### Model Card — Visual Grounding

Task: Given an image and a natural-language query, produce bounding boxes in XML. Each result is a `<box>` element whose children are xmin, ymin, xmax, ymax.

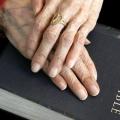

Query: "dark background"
<box><xmin>99</xmin><ymin>0</ymin><xmax>120</xmax><ymax>29</ymax></box>
<box><xmin>0</xmin><ymin>0</ymin><xmax>120</xmax><ymax>119</ymax></box>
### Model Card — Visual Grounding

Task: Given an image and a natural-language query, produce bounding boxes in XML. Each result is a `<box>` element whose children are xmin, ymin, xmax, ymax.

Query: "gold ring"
<box><xmin>50</xmin><ymin>13</ymin><xmax>65</xmax><ymax>26</ymax></box>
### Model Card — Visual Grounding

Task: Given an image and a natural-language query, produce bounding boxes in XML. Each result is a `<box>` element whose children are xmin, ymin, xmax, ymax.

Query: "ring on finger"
<box><xmin>50</xmin><ymin>13</ymin><xmax>66</xmax><ymax>26</ymax></box>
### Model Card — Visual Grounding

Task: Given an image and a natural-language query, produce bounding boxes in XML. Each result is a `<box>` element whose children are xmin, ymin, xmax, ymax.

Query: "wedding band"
<box><xmin>50</xmin><ymin>13</ymin><xmax>66</xmax><ymax>26</ymax></box>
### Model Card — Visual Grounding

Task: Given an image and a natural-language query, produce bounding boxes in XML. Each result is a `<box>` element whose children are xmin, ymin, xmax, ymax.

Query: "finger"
<box><xmin>67</xmin><ymin>0</ymin><xmax>103</xmax><ymax>68</ymax></box>
<box><xmin>66</xmin><ymin>38</ymin><xmax>91</xmax><ymax>69</ymax></box>
<box><xmin>52</xmin><ymin>75</ymin><xmax>67</xmax><ymax>91</ymax></box>
<box><xmin>26</xmin><ymin>0</ymin><xmax>61</xmax><ymax>59</ymax></box>
<box><xmin>49</xmin><ymin>0</ymin><xmax>93</xmax><ymax>74</ymax></box>
<box><xmin>43</xmin><ymin>60</ymin><xmax>67</xmax><ymax>91</ymax></box>
<box><xmin>47</xmin><ymin>0</ymin><xmax>87</xmax><ymax>77</ymax></box>
<box><xmin>73</xmin><ymin>57</ymin><xmax>100</xmax><ymax>96</ymax></box>
<box><xmin>51</xmin><ymin>38</ymin><xmax>91</xmax><ymax>52</ymax></box>
<box><xmin>32</xmin><ymin>0</ymin><xmax>44</xmax><ymax>15</ymax></box>
<box><xmin>65</xmin><ymin>35</ymin><xmax>86</xmax><ymax>68</ymax></box>
<box><xmin>65</xmin><ymin>0</ymin><xmax>93</xmax><ymax>68</ymax></box>
<box><xmin>32</xmin><ymin>0</ymin><xmax>83</xmax><ymax>74</ymax></box>
<box><xmin>81</xmin><ymin>47</ymin><xmax>97</xmax><ymax>80</ymax></box>
<box><xmin>48</xmin><ymin>30</ymin><xmax>78</xmax><ymax>77</ymax></box>
<box><xmin>61</xmin><ymin>66</ymin><xmax>88</xmax><ymax>100</ymax></box>
<box><xmin>76</xmin><ymin>0</ymin><xmax>103</xmax><ymax>38</ymax></box>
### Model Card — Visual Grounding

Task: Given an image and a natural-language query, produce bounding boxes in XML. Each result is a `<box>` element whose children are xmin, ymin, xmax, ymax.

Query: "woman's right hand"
<box><xmin>29</xmin><ymin>0</ymin><xmax>103</xmax><ymax>79</ymax></box>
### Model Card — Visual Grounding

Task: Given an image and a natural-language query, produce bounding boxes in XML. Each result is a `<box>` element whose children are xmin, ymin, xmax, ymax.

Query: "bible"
<box><xmin>0</xmin><ymin>24</ymin><xmax>120</xmax><ymax>120</ymax></box>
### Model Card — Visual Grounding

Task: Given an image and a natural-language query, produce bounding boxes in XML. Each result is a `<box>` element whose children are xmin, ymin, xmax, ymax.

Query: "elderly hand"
<box><xmin>44</xmin><ymin>47</ymin><xmax>99</xmax><ymax>100</ymax></box>
<box><xmin>28</xmin><ymin>0</ymin><xmax>103</xmax><ymax>78</ymax></box>
<box><xmin>1</xmin><ymin>0</ymin><xmax>99</xmax><ymax>100</ymax></box>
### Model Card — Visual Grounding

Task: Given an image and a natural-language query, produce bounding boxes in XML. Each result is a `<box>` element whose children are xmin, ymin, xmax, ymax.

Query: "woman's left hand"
<box><xmin>29</xmin><ymin>0</ymin><xmax>103</xmax><ymax>78</ymax></box>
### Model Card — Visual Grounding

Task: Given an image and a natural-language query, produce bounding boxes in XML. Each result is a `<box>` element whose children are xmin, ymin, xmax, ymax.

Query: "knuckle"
<box><xmin>35</xmin><ymin>20</ymin><xmax>44</xmax><ymax>32</ymax></box>
<box><xmin>88</xmin><ymin>62</ymin><xmax>94</xmax><ymax>68</ymax></box>
<box><xmin>77</xmin><ymin>32</ymin><xmax>85</xmax><ymax>41</ymax></box>
<box><xmin>77</xmin><ymin>31</ymin><xmax>86</xmax><ymax>41</ymax></box>
<box><xmin>88</xmin><ymin>19</ymin><xmax>97</xmax><ymax>31</ymax></box>
<box><xmin>81</xmin><ymin>75</ymin><xmax>91</xmax><ymax>83</ymax></box>
<box><xmin>28</xmin><ymin>37</ymin><xmax>37</xmax><ymax>45</ymax></box>
<box><xmin>61</xmin><ymin>32</ymin><xmax>73</xmax><ymax>47</ymax></box>
<box><xmin>33</xmin><ymin>52</ymin><xmax>46</xmax><ymax>64</ymax></box>
<box><xmin>70</xmin><ymin>78</ymin><xmax>77</xmax><ymax>88</ymax></box>
<box><xmin>84</xmin><ymin>15</ymin><xmax>89</xmax><ymax>22</ymax></box>
<box><xmin>62</xmin><ymin>67</ymin><xmax>77</xmax><ymax>88</ymax></box>
<box><xmin>52</xmin><ymin>56</ymin><xmax>64</xmax><ymax>69</ymax></box>
<box><xmin>43</xmin><ymin>28</ymin><xmax>57</xmax><ymax>43</ymax></box>
<box><xmin>72</xmin><ymin>38</ymin><xmax>83</xmax><ymax>51</ymax></box>
<box><xmin>37</xmin><ymin>52</ymin><xmax>47</xmax><ymax>60</ymax></box>
<box><xmin>26</xmin><ymin>47</ymin><xmax>35</xmax><ymax>59</ymax></box>
<box><xmin>83</xmin><ymin>11</ymin><xmax>89</xmax><ymax>20</ymax></box>
<box><xmin>34</xmin><ymin>22</ymin><xmax>41</xmax><ymax>32</ymax></box>
<box><xmin>55</xmin><ymin>55</ymin><xmax>64</xmax><ymax>65</ymax></box>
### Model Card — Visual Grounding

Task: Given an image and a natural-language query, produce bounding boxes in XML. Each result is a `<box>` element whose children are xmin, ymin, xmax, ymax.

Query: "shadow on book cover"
<box><xmin>0</xmin><ymin>25</ymin><xmax>120</xmax><ymax>120</ymax></box>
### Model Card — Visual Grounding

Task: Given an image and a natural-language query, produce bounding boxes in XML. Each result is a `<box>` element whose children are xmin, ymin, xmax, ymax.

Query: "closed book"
<box><xmin>0</xmin><ymin>24</ymin><xmax>120</xmax><ymax>120</ymax></box>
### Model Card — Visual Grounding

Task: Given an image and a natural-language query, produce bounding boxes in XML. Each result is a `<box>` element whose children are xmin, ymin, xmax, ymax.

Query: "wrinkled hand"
<box><xmin>2</xmin><ymin>0</ymin><xmax>100</xmax><ymax>100</ymax></box>
<box><xmin>29</xmin><ymin>0</ymin><xmax>103</xmax><ymax>78</ymax></box>
<box><xmin>44</xmin><ymin>47</ymin><xmax>99</xmax><ymax>100</ymax></box>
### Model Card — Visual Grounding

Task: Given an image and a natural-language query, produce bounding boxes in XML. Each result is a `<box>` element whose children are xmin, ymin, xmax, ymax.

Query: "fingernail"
<box><xmin>49</xmin><ymin>68</ymin><xmax>58</xmax><ymax>78</ymax></box>
<box><xmin>67</xmin><ymin>60</ymin><xmax>75</xmax><ymax>68</ymax></box>
<box><xmin>59</xmin><ymin>83</ymin><xmax>67</xmax><ymax>91</ymax></box>
<box><xmin>85</xmin><ymin>39</ymin><xmax>91</xmax><ymax>45</ymax></box>
<box><xmin>77</xmin><ymin>89</ymin><xmax>88</xmax><ymax>100</ymax></box>
<box><xmin>31</xmin><ymin>63</ymin><xmax>41</xmax><ymax>73</ymax></box>
<box><xmin>89</xmin><ymin>85</ymin><xmax>100</xmax><ymax>96</ymax></box>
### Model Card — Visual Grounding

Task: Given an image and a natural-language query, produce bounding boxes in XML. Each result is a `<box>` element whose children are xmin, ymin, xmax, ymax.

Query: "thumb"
<box><xmin>32</xmin><ymin>0</ymin><xmax>44</xmax><ymax>15</ymax></box>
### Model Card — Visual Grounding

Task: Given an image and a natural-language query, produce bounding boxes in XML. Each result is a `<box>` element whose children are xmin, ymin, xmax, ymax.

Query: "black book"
<box><xmin>0</xmin><ymin>24</ymin><xmax>120</xmax><ymax>120</ymax></box>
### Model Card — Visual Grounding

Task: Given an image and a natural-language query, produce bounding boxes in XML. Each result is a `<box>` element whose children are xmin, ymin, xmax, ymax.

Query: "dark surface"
<box><xmin>98</xmin><ymin>0</ymin><xmax>120</xmax><ymax>29</ymax></box>
<box><xmin>0</xmin><ymin>25</ymin><xmax>120</xmax><ymax>120</ymax></box>
<box><xmin>0</xmin><ymin>24</ymin><xmax>26</xmax><ymax>120</ymax></box>
<box><xmin>0</xmin><ymin>109</ymin><xmax>27</xmax><ymax>120</ymax></box>
<box><xmin>0</xmin><ymin>29</ymin><xmax>8</xmax><ymax>54</ymax></box>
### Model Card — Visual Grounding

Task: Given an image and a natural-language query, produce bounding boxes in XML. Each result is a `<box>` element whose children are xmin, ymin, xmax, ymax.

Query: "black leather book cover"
<box><xmin>0</xmin><ymin>25</ymin><xmax>120</xmax><ymax>120</ymax></box>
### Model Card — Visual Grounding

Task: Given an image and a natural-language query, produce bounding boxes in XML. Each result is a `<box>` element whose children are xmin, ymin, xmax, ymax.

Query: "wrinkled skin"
<box><xmin>0</xmin><ymin>0</ymin><xmax>100</xmax><ymax>100</ymax></box>
<box><xmin>29</xmin><ymin>0</ymin><xmax>103</xmax><ymax>78</ymax></box>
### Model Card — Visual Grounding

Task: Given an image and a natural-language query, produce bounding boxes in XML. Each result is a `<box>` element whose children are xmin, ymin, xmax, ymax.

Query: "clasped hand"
<box><xmin>2</xmin><ymin>0</ymin><xmax>103</xmax><ymax>100</ymax></box>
